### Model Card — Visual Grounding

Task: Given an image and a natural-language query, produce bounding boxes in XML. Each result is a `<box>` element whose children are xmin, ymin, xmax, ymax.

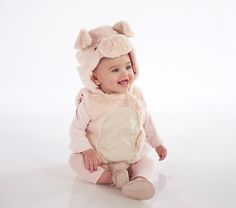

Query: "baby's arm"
<box><xmin>69</xmin><ymin>99</ymin><xmax>101</xmax><ymax>171</ymax></box>
<box><xmin>143</xmin><ymin>111</ymin><xmax>167</xmax><ymax>161</ymax></box>
<box><xmin>132</xmin><ymin>86</ymin><xmax>167</xmax><ymax>160</ymax></box>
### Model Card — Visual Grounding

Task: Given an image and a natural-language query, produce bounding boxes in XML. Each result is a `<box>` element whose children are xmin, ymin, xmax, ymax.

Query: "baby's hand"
<box><xmin>155</xmin><ymin>145</ymin><xmax>167</xmax><ymax>161</ymax></box>
<box><xmin>81</xmin><ymin>149</ymin><xmax>101</xmax><ymax>172</ymax></box>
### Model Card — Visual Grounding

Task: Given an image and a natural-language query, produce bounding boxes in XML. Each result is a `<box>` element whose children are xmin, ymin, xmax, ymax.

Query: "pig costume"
<box><xmin>69</xmin><ymin>21</ymin><xmax>163</xmax><ymax>198</ymax></box>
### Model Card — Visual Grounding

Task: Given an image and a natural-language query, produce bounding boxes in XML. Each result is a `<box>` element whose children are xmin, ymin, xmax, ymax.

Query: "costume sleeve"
<box><xmin>143</xmin><ymin>111</ymin><xmax>163</xmax><ymax>148</ymax></box>
<box><xmin>132</xmin><ymin>85</ymin><xmax>163</xmax><ymax>148</ymax></box>
<box><xmin>69</xmin><ymin>98</ymin><xmax>93</xmax><ymax>153</ymax></box>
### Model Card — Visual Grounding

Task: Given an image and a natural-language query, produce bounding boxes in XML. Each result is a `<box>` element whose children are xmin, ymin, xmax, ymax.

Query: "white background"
<box><xmin>1</xmin><ymin>1</ymin><xmax>236</xmax><ymax>208</ymax></box>
<box><xmin>0</xmin><ymin>0</ymin><xmax>235</xmax><ymax>115</ymax></box>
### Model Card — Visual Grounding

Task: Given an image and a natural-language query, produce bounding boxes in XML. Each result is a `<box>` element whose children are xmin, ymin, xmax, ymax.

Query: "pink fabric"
<box><xmin>69</xmin><ymin>153</ymin><xmax>156</xmax><ymax>184</ymax></box>
<box><xmin>143</xmin><ymin>112</ymin><xmax>162</xmax><ymax>148</ymax></box>
<box><xmin>69</xmin><ymin>86</ymin><xmax>162</xmax><ymax>161</ymax></box>
<box><xmin>69</xmin><ymin>153</ymin><xmax>105</xmax><ymax>183</ymax></box>
<box><xmin>130</xmin><ymin>155</ymin><xmax>156</xmax><ymax>181</ymax></box>
<box><xmin>74</xmin><ymin>21</ymin><xmax>139</xmax><ymax>94</ymax></box>
<box><xmin>69</xmin><ymin>86</ymin><xmax>162</xmax><ymax>182</ymax></box>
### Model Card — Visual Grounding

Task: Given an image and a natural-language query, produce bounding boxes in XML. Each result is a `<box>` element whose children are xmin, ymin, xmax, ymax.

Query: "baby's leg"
<box><xmin>130</xmin><ymin>155</ymin><xmax>156</xmax><ymax>181</ymax></box>
<box><xmin>121</xmin><ymin>155</ymin><xmax>156</xmax><ymax>200</ymax></box>
<box><xmin>69</xmin><ymin>153</ymin><xmax>112</xmax><ymax>184</ymax></box>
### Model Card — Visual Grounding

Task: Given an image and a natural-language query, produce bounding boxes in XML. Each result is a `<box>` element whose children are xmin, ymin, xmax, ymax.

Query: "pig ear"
<box><xmin>74</xmin><ymin>29</ymin><xmax>92</xmax><ymax>49</ymax></box>
<box><xmin>113</xmin><ymin>21</ymin><xmax>134</xmax><ymax>37</ymax></box>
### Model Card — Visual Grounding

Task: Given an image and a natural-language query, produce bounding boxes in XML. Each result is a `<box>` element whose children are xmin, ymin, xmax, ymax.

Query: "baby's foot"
<box><xmin>121</xmin><ymin>178</ymin><xmax>155</xmax><ymax>200</ymax></box>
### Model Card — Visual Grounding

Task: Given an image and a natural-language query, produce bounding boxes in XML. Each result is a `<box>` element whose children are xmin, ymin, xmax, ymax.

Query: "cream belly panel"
<box><xmin>98</xmin><ymin>107</ymin><xmax>139</xmax><ymax>162</ymax></box>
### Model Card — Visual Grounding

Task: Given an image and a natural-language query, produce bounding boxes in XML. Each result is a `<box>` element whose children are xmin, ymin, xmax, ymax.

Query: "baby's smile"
<box><xmin>118</xmin><ymin>79</ymin><xmax>129</xmax><ymax>86</ymax></box>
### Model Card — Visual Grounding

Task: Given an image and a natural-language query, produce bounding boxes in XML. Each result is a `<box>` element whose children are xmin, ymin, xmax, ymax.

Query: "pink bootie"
<box><xmin>121</xmin><ymin>178</ymin><xmax>155</xmax><ymax>200</ymax></box>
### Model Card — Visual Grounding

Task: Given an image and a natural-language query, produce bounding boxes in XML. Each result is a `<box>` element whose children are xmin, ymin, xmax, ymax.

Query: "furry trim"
<box><xmin>74</xmin><ymin>29</ymin><xmax>92</xmax><ymax>49</ymax></box>
<box><xmin>74</xmin><ymin>21</ymin><xmax>139</xmax><ymax>93</ymax></box>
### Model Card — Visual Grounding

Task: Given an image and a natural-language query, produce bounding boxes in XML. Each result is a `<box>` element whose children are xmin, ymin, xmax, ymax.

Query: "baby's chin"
<box><xmin>106</xmin><ymin>88</ymin><xmax>129</xmax><ymax>94</ymax></box>
<box><xmin>101</xmin><ymin>83</ymin><xmax>132</xmax><ymax>94</ymax></box>
<box><xmin>116</xmin><ymin>84</ymin><xmax>132</xmax><ymax>93</ymax></box>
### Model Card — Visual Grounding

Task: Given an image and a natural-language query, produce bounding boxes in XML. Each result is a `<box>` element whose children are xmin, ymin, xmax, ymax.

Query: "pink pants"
<box><xmin>69</xmin><ymin>153</ymin><xmax>156</xmax><ymax>184</ymax></box>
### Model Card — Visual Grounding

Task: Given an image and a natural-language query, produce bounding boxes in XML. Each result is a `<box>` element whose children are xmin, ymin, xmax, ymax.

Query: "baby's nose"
<box><xmin>121</xmin><ymin>68</ymin><xmax>128</xmax><ymax>76</ymax></box>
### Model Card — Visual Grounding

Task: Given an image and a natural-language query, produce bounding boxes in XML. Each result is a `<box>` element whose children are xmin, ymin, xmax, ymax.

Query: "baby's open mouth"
<box><xmin>118</xmin><ymin>79</ymin><xmax>129</xmax><ymax>85</ymax></box>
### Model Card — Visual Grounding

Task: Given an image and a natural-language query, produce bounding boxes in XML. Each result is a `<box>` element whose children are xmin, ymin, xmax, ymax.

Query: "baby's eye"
<box><xmin>111</xmin><ymin>68</ymin><xmax>119</xmax><ymax>73</ymax></box>
<box><xmin>126</xmin><ymin>65</ymin><xmax>132</xmax><ymax>70</ymax></box>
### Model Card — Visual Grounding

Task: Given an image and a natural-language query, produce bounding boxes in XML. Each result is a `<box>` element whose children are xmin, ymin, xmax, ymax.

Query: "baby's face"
<box><xmin>92</xmin><ymin>54</ymin><xmax>135</xmax><ymax>94</ymax></box>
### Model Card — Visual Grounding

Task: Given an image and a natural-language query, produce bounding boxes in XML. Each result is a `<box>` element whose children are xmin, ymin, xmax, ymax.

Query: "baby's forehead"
<box><xmin>93</xmin><ymin>54</ymin><xmax>131</xmax><ymax>73</ymax></box>
<box><xmin>99</xmin><ymin>54</ymin><xmax>131</xmax><ymax>66</ymax></box>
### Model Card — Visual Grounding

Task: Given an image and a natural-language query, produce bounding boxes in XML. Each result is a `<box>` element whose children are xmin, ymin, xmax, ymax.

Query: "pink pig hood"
<box><xmin>74</xmin><ymin>21</ymin><xmax>139</xmax><ymax>93</ymax></box>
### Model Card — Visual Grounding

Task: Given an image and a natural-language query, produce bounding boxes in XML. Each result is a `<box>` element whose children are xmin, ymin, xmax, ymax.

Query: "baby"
<box><xmin>69</xmin><ymin>21</ymin><xmax>167</xmax><ymax>200</ymax></box>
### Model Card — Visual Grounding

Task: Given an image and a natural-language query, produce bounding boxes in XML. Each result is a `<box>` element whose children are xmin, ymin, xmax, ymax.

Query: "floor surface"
<box><xmin>0</xmin><ymin>113</ymin><xmax>235</xmax><ymax>208</ymax></box>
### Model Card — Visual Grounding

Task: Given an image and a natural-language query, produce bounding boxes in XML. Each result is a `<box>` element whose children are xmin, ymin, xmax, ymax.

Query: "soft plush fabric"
<box><xmin>69</xmin><ymin>86</ymin><xmax>162</xmax><ymax>163</ymax></box>
<box><xmin>73</xmin><ymin>21</ymin><xmax>139</xmax><ymax>93</ymax></box>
